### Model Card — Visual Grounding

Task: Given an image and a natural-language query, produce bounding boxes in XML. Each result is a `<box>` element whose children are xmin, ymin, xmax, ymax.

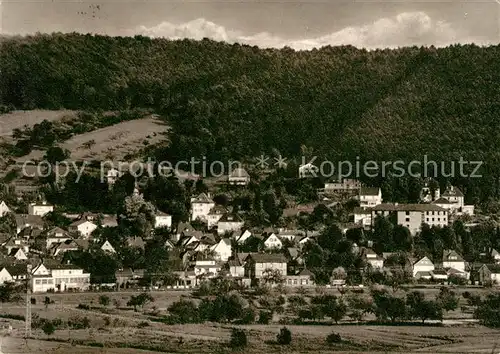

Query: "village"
<box><xmin>1</xmin><ymin>162</ymin><xmax>499</xmax><ymax>295</ymax></box>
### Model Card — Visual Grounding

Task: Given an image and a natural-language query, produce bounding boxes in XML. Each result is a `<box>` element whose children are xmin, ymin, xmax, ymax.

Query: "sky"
<box><xmin>1</xmin><ymin>0</ymin><xmax>499</xmax><ymax>49</ymax></box>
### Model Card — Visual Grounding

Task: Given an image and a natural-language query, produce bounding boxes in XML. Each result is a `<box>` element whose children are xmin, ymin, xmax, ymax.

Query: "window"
<box><xmin>405</xmin><ymin>217</ymin><xmax>410</xmax><ymax>222</ymax></box>
<box><xmin>432</xmin><ymin>218</ymin><xmax>435</xmax><ymax>222</ymax></box>
<box><xmin>406</xmin><ymin>211</ymin><xmax>410</xmax><ymax>215</ymax></box>
<box><xmin>35</xmin><ymin>280</ymin><xmax>41</xmax><ymax>285</ymax></box>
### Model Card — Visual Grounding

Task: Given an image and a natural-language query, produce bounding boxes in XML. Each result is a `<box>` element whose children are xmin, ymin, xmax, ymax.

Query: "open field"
<box><xmin>17</xmin><ymin>116</ymin><xmax>167</xmax><ymax>162</ymax></box>
<box><xmin>0</xmin><ymin>110</ymin><xmax>77</xmax><ymax>139</ymax></box>
<box><xmin>1</xmin><ymin>288</ymin><xmax>499</xmax><ymax>353</ymax></box>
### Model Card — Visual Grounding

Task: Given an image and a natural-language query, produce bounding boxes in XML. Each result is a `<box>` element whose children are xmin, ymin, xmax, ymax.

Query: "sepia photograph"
<box><xmin>1</xmin><ymin>0</ymin><xmax>500</xmax><ymax>353</ymax></box>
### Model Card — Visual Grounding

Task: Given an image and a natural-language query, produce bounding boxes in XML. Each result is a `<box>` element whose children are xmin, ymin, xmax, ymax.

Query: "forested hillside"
<box><xmin>2</xmin><ymin>33</ymin><xmax>500</xmax><ymax>203</ymax></box>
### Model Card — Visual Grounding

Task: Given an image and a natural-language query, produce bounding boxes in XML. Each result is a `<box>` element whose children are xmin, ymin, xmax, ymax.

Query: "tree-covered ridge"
<box><xmin>2</xmin><ymin>34</ymin><xmax>500</xmax><ymax>178</ymax></box>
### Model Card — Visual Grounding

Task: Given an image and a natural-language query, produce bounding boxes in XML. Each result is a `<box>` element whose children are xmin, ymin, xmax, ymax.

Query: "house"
<box><xmin>31</xmin><ymin>262</ymin><xmax>90</xmax><ymax>293</ymax></box>
<box><xmin>244</xmin><ymin>253</ymin><xmax>287</xmax><ymax>279</ymax></box>
<box><xmin>174</xmin><ymin>222</ymin><xmax>195</xmax><ymax>242</ymax></box>
<box><xmin>298</xmin><ymin>163</ymin><xmax>319</xmax><ymax>178</ymax></box>
<box><xmin>69</xmin><ymin>220</ymin><xmax>97</xmax><ymax>238</ymax></box>
<box><xmin>227</xmin><ymin>257</ymin><xmax>245</xmax><ymax>278</ymax></box>
<box><xmin>477</xmin><ymin>264</ymin><xmax>500</xmax><ymax>285</ymax></box>
<box><xmin>0</xmin><ymin>264</ymin><xmax>28</xmax><ymax>285</ymax></box>
<box><xmin>492</xmin><ymin>249</ymin><xmax>500</xmax><ymax>264</ymax></box>
<box><xmin>3</xmin><ymin>238</ymin><xmax>29</xmax><ymax>254</ymax></box>
<box><xmin>101</xmin><ymin>215</ymin><xmax>118</xmax><ymax>228</ymax></box>
<box><xmin>100</xmin><ymin>240</ymin><xmax>116</xmax><ymax>254</ymax></box>
<box><xmin>442</xmin><ymin>250</ymin><xmax>466</xmax><ymax>273</ymax></box>
<box><xmin>206</xmin><ymin>205</ymin><xmax>227</xmax><ymax>228</ymax></box>
<box><xmin>45</xmin><ymin>227</ymin><xmax>71</xmax><ymax>249</ymax></box>
<box><xmin>193</xmin><ymin>259</ymin><xmax>221</xmax><ymax>282</ymax></box>
<box><xmin>217</xmin><ymin>213</ymin><xmax>244</xmax><ymax>235</ymax></box>
<box><xmin>115</xmin><ymin>268</ymin><xmax>145</xmax><ymax>288</ymax></box>
<box><xmin>286</xmin><ymin>268</ymin><xmax>315</xmax><ymax>287</ymax></box>
<box><xmin>9</xmin><ymin>248</ymin><xmax>27</xmax><ymax>260</ymax></box>
<box><xmin>441</xmin><ymin>186</ymin><xmax>464</xmax><ymax>207</ymax></box>
<box><xmin>361</xmin><ymin>248</ymin><xmax>383</xmax><ymax>269</ymax></box>
<box><xmin>236</xmin><ymin>230</ymin><xmax>252</xmax><ymax>244</ymax></box>
<box><xmin>420</xmin><ymin>182</ymin><xmax>440</xmax><ymax>202</ymax></box>
<box><xmin>190</xmin><ymin>193</ymin><xmax>215</xmax><ymax>222</ymax></box>
<box><xmin>49</xmin><ymin>240</ymin><xmax>80</xmax><ymax>257</ymax></box>
<box><xmin>210</xmin><ymin>238</ymin><xmax>232</xmax><ymax>261</ymax></box>
<box><xmin>154</xmin><ymin>211</ymin><xmax>172</xmax><ymax>229</ymax></box>
<box><xmin>359</xmin><ymin>187</ymin><xmax>382</xmax><ymax>208</ymax></box>
<box><xmin>126</xmin><ymin>236</ymin><xmax>145</xmax><ymax>250</ymax></box>
<box><xmin>353</xmin><ymin>207</ymin><xmax>372</xmax><ymax>228</ymax></box>
<box><xmin>15</xmin><ymin>214</ymin><xmax>44</xmax><ymax>234</ymax></box>
<box><xmin>413</xmin><ymin>256</ymin><xmax>435</xmax><ymax>278</ymax></box>
<box><xmin>277</xmin><ymin>229</ymin><xmax>303</xmax><ymax>242</ymax></box>
<box><xmin>228</xmin><ymin>168</ymin><xmax>250</xmax><ymax>186</ymax></box>
<box><xmin>0</xmin><ymin>201</ymin><xmax>11</xmax><ymax>217</ymax></box>
<box><xmin>371</xmin><ymin>203</ymin><xmax>448</xmax><ymax>236</ymax></box>
<box><xmin>324</xmin><ymin>179</ymin><xmax>361</xmax><ymax>193</ymax></box>
<box><xmin>263</xmin><ymin>233</ymin><xmax>283</xmax><ymax>250</ymax></box>
<box><xmin>27</xmin><ymin>202</ymin><xmax>54</xmax><ymax>217</ymax></box>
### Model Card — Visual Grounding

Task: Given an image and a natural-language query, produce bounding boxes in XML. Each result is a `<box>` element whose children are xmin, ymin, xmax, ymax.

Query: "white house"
<box><xmin>206</xmin><ymin>205</ymin><xmax>227</xmax><ymax>228</ymax></box>
<box><xmin>298</xmin><ymin>163</ymin><xmax>319</xmax><ymax>179</ymax></box>
<box><xmin>0</xmin><ymin>265</ymin><xmax>28</xmax><ymax>285</ymax></box>
<box><xmin>228</xmin><ymin>168</ymin><xmax>250</xmax><ymax>186</ymax></box>
<box><xmin>413</xmin><ymin>256</ymin><xmax>435</xmax><ymax>278</ymax></box>
<box><xmin>324</xmin><ymin>179</ymin><xmax>361</xmax><ymax>193</ymax></box>
<box><xmin>211</xmin><ymin>238</ymin><xmax>232</xmax><ymax>261</ymax></box>
<box><xmin>190</xmin><ymin>193</ymin><xmax>215</xmax><ymax>222</ymax></box>
<box><xmin>0</xmin><ymin>201</ymin><xmax>11</xmax><ymax>217</ymax></box>
<box><xmin>27</xmin><ymin>202</ymin><xmax>54</xmax><ymax>217</ymax></box>
<box><xmin>193</xmin><ymin>259</ymin><xmax>221</xmax><ymax>281</ymax></box>
<box><xmin>154</xmin><ymin>211</ymin><xmax>172</xmax><ymax>229</ymax></box>
<box><xmin>100</xmin><ymin>240</ymin><xmax>116</xmax><ymax>253</ymax></box>
<box><xmin>31</xmin><ymin>263</ymin><xmax>90</xmax><ymax>293</ymax></box>
<box><xmin>359</xmin><ymin>187</ymin><xmax>382</xmax><ymax>208</ymax></box>
<box><xmin>69</xmin><ymin>220</ymin><xmax>97</xmax><ymax>238</ymax></box>
<box><xmin>227</xmin><ymin>258</ymin><xmax>245</xmax><ymax>278</ymax></box>
<box><xmin>263</xmin><ymin>233</ymin><xmax>283</xmax><ymax>250</ymax></box>
<box><xmin>442</xmin><ymin>250</ymin><xmax>466</xmax><ymax>273</ymax></box>
<box><xmin>217</xmin><ymin>213</ymin><xmax>244</xmax><ymax>235</ymax></box>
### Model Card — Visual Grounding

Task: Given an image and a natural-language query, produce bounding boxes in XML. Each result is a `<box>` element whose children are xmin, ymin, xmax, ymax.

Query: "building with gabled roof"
<box><xmin>244</xmin><ymin>253</ymin><xmax>287</xmax><ymax>280</ymax></box>
<box><xmin>210</xmin><ymin>238</ymin><xmax>232</xmax><ymax>261</ymax></box>
<box><xmin>359</xmin><ymin>187</ymin><xmax>382</xmax><ymax>208</ymax></box>
<box><xmin>286</xmin><ymin>268</ymin><xmax>315</xmax><ymax>287</ymax></box>
<box><xmin>31</xmin><ymin>261</ymin><xmax>90</xmax><ymax>293</ymax></box>
<box><xmin>217</xmin><ymin>213</ymin><xmax>244</xmax><ymax>235</ymax></box>
<box><xmin>413</xmin><ymin>256</ymin><xmax>435</xmax><ymax>278</ymax></box>
<box><xmin>0</xmin><ymin>201</ymin><xmax>11</xmax><ymax>217</ymax></box>
<box><xmin>228</xmin><ymin>167</ymin><xmax>250</xmax><ymax>186</ymax></box>
<box><xmin>442</xmin><ymin>250</ymin><xmax>466</xmax><ymax>272</ymax></box>
<box><xmin>263</xmin><ymin>233</ymin><xmax>283</xmax><ymax>250</ymax></box>
<box><xmin>190</xmin><ymin>193</ymin><xmax>215</xmax><ymax>222</ymax></box>
<box><xmin>15</xmin><ymin>214</ymin><xmax>44</xmax><ymax>234</ymax></box>
<box><xmin>69</xmin><ymin>219</ymin><xmax>97</xmax><ymax>238</ymax></box>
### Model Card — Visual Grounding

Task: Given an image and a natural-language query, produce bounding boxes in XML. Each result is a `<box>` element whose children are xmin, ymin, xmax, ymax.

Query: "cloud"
<box><xmin>133</xmin><ymin>12</ymin><xmax>488</xmax><ymax>50</ymax></box>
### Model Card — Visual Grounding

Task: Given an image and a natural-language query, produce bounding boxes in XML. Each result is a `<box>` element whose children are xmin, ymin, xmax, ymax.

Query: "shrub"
<box><xmin>238</xmin><ymin>307</ymin><xmax>255</xmax><ymax>324</ymax></box>
<box><xmin>98</xmin><ymin>295</ymin><xmax>111</xmax><ymax>307</ymax></box>
<box><xmin>258</xmin><ymin>310</ymin><xmax>272</xmax><ymax>324</ymax></box>
<box><xmin>230</xmin><ymin>328</ymin><xmax>248</xmax><ymax>348</ymax></box>
<box><xmin>77</xmin><ymin>303</ymin><xmax>90</xmax><ymax>310</ymax></box>
<box><xmin>277</xmin><ymin>327</ymin><xmax>292</xmax><ymax>345</ymax></box>
<box><xmin>42</xmin><ymin>321</ymin><xmax>56</xmax><ymax>336</ymax></box>
<box><xmin>326</xmin><ymin>332</ymin><xmax>342</xmax><ymax>344</ymax></box>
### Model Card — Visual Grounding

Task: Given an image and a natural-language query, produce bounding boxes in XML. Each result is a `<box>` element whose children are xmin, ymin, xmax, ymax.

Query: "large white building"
<box><xmin>190</xmin><ymin>193</ymin><xmax>215</xmax><ymax>222</ymax></box>
<box><xmin>433</xmin><ymin>186</ymin><xmax>474</xmax><ymax>216</ymax></box>
<box><xmin>31</xmin><ymin>263</ymin><xmax>90</xmax><ymax>293</ymax></box>
<box><xmin>371</xmin><ymin>203</ymin><xmax>448</xmax><ymax>236</ymax></box>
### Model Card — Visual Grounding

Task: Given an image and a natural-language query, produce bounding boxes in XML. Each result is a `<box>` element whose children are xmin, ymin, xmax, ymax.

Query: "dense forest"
<box><xmin>2</xmin><ymin>34</ymin><xmax>500</xmax><ymax>204</ymax></box>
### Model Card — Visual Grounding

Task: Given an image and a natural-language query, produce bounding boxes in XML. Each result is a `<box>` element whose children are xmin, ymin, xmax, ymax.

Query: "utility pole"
<box><xmin>25</xmin><ymin>264</ymin><xmax>32</xmax><ymax>339</ymax></box>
